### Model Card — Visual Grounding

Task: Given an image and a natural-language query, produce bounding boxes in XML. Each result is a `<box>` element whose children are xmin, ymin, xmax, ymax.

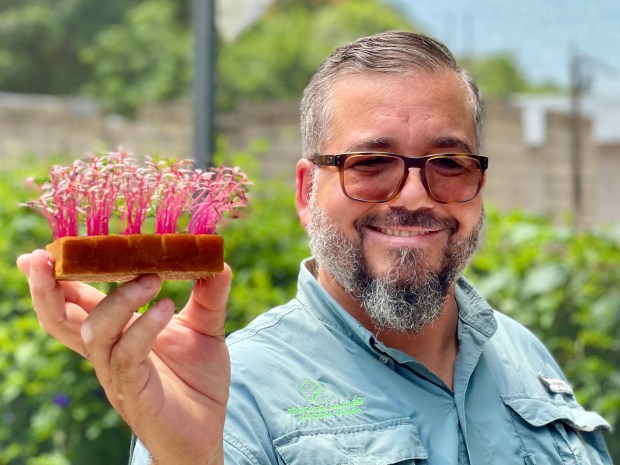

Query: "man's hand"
<box><xmin>17</xmin><ymin>249</ymin><xmax>231</xmax><ymax>465</ymax></box>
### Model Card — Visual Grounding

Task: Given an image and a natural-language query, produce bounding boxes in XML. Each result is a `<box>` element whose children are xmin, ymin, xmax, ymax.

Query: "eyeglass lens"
<box><xmin>342</xmin><ymin>154</ymin><xmax>482</xmax><ymax>203</ymax></box>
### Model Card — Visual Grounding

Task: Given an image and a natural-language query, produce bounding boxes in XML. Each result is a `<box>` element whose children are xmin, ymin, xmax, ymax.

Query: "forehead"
<box><xmin>327</xmin><ymin>70</ymin><xmax>476</xmax><ymax>154</ymax></box>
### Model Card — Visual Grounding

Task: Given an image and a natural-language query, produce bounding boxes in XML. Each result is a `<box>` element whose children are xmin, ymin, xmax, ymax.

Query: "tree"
<box><xmin>0</xmin><ymin>0</ymin><xmax>140</xmax><ymax>95</ymax></box>
<box><xmin>217</xmin><ymin>0</ymin><xmax>415</xmax><ymax>109</ymax></box>
<box><xmin>80</xmin><ymin>0</ymin><xmax>192</xmax><ymax>116</ymax></box>
<box><xmin>0</xmin><ymin>0</ymin><xmax>556</xmax><ymax>115</ymax></box>
<box><xmin>1</xmin><ymin>0</ymin><xmax>416</xmax><ymax>114</ymax></box>
<box><xmin>463</xmin><ymin>53</ymin><xmax>560</xmax><ymax>99</ymax></box>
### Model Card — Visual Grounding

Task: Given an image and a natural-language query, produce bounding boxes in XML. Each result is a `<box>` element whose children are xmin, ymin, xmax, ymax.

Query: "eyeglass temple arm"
<box><xmin>312</xmin><ymin>155</ymin><xmax>338</xmax><ymax>166</ymax></box>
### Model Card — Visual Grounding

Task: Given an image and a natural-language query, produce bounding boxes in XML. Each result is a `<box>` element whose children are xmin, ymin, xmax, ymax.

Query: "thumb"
<box><xmin>17</xmin><ymin>253</ymin><xmax>33</xmax><ymax>277</ymax></box>
<box><xmin>176</xmin><ymin>263</ymin><xmax>232</xmax><ymax>339</ymax></box>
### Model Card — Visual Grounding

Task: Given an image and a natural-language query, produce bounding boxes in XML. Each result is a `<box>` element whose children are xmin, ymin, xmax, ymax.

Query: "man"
<box><xmin>18</xmin><ymin>32</ymin><xmax>611</xmax><ymax>464</ymax></box>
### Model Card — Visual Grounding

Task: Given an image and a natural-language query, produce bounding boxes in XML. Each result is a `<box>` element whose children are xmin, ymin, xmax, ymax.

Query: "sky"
<box><xmin>383</xmin><ymin>0</ymin><xmax>620</xmax><ymax>97</ymax></box>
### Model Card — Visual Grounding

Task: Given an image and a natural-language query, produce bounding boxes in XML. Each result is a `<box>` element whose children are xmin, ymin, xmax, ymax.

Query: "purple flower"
<box><xmin>52</xmin><ymin>393</ymin><xmax>71</xmax><ymax>408</ymax></box>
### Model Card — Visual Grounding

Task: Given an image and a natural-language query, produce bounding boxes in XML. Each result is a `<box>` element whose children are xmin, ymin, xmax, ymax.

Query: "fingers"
<box><xmin>24</xmin><ymin>249</ymin><xmax>89</xmax><ymax>353</ymax></box>
<box><xmin>177</xmin><ymin>264</ymin><xmax>232</xmax><ymax>339</ymax></box>
<box><xmin>80</xmin><ymin>274</ymin><xmax>170</xmax><ymax>412</ymax></box>
<box><xmin>82</xmin><ymin>274</ymin><xmax>163</xmax><ymax>364</ymax></box>
<box><xmin>18</xmin><ymin>250</ymin><xmax>106</xmax><ymax>310</ymax></box>
<box><xmin>107</xmin><ymin>298</ymin><xmax>175</xmax><ymax>404</ymax></box>
<box><xmin>18</xmin><ymin>249</ymin><xmax>108</xmax><ymax>354</ymax></box>
<box><xmin>60</xmin><ymin>280</ymin><xmax>106</xmax><ymax>313</ymax></box>
<box><xmin>16</xmin><ymin>253</ymin><xmax>33</xmax><ymax>275</ymax></box>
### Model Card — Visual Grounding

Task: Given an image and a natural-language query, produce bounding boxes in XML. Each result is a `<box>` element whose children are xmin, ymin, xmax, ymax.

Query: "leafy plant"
<box><xmin>24</xmin><ymin>152</ymin><xmax>250</xmax><ymax>239</ymax></box>
<box><xmin>465</xmin><ymin>206</ymin><xmax>620</xmax><ymax>455</ymax></box>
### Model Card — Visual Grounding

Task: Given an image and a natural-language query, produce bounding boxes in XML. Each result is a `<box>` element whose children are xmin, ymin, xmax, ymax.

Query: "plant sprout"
<box><xmin>25</xmin><ymin>152</ymin><xmax>251</xmax><ymax>239</ymax></box>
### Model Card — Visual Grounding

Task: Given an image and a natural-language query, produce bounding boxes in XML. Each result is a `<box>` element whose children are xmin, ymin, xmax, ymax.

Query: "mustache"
<box><xmin>354</xmin><ymin>209</ymin><xmax>459</xmax><ymax>234</ymax></box>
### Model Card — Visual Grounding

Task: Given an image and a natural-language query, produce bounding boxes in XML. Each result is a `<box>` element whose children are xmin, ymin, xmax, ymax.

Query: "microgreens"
<box><xmin>26</xmin><ymin>152</ymin><xmax>251</xmax><ymax>239</ymax></box>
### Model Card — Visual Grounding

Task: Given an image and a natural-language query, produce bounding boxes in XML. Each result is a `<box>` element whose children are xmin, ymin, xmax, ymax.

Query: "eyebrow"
<box><xmin>345</xmin><ymin>137</ymin><xmax>394</xmax><ymax>153</ymax></box>
<box><xmin>344</xmin><ymin>136</ymin><xmax>475</xmax><ymax>155</ymax></box>
<box><xmin>431</xmin><ymin>136</ymin><xmax>475</xmax><ymax>154</ymax></box>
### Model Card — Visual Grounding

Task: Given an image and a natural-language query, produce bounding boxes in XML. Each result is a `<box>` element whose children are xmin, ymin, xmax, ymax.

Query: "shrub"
<box><xmin>466</xmin><ymin>207</ymin><xmax>620</xmax><ymax>457</ymax></box>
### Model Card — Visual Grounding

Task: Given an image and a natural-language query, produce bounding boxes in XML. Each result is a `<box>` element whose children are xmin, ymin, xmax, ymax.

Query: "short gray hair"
<box><xmin>300</xmin><ymin>31</ymin><xmax>483</xmax><ymax>157</ymax></box>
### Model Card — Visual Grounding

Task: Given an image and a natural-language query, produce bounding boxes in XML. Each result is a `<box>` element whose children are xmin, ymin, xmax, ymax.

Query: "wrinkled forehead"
<box><xmin>330</xmin><ymin>68</ymin><xmax>479</xmax><ymax>148</ymax></box>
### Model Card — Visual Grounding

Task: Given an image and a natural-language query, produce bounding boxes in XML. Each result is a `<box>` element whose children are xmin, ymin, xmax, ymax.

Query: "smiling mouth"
<box><xmin>375</xmin><ymin>227</ymin><xmax>441</xmax><ymax>238</ymax></box>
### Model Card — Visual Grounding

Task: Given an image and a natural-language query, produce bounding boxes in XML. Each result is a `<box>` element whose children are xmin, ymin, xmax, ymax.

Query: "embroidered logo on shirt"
<box><xmin>286</xmin><ymin>379</ymin><xmax>365</xmax><ymax>421</ymax></box>
<box><xmin>538</xmin><ymin>372</ymin><xmax>574</xmax><ymax>396</ymax></box>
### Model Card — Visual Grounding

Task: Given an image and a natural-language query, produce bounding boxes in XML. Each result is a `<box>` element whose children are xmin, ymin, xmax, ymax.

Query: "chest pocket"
<box><xmin>272</xmin><ymin>417</ymin><xmax>427</xmax><ymax>465</ymax></box>
<box><xmin>501</xmin><ymin>395</ymin><xmax>611</xmax><ymax>465</ymax></box>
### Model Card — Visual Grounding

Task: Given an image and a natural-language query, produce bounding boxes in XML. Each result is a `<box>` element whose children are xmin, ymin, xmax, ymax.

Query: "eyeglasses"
<box><xmin>312</xmin><ymin>152</ymin><xmax>488</xmax><ymax>204</ymax></box>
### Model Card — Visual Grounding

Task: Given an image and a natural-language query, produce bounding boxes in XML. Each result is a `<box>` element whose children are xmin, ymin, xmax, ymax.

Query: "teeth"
<box><xmin>379</xmin><ymin>228</ymin><xmax>432</xmax><ymax>237</ymax></box>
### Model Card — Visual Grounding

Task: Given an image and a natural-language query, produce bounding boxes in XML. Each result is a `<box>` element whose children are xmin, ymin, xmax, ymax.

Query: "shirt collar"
<box><xmin>296</xmin><ymin>258</ymin><xmax>374</xmax><ymax>351</ymax></box>
<box><xmin>454</xmin><ymin>276</ymin><xmax>498</xmax><ymax>339</ymax></box>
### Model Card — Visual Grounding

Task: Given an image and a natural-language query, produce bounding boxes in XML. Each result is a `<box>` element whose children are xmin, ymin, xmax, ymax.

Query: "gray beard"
<box><xmin>307</xmin><ymin>197</ymin><xmax>483</xmax><ymax>334</ymax></box>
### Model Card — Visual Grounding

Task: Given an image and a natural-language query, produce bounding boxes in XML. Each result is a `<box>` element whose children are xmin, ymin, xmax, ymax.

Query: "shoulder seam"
<box><xmin>226</xmin><ymin>300</ymin><xmax>303</xmax><ymax>346</ymax></box>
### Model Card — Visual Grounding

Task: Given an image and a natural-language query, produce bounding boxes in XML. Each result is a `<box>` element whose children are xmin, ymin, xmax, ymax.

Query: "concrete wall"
<box><xmin>1</xmin><ymin>92</ymin><xmax>618</xmax><ymax>226</ymax></box>
<box><xmin>482</xmin><ymin>99</ymin><xmax>608</xmax><ymax>226</ymax></box>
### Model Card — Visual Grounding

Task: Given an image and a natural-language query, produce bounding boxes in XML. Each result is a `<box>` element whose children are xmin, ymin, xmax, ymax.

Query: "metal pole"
<box><xmin>569</xmin><ymin>47</ymin><xmax>583</xmax><ymax>228</ymax></box>
<box><xmin>192</xmin><ymin>0</ymin><xmax>217</xmax><ymax>169</ymax></box>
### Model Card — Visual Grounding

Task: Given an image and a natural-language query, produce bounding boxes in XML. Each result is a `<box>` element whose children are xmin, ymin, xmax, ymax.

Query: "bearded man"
<box><xmin>20</xmin><ymin>31</ymin><xmax>611</xmax><ymax>465</ymax></box>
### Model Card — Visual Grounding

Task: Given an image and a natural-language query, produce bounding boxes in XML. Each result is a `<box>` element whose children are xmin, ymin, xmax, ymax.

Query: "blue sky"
<box><xmin>383</xmin><ymin>0</ymin><xmax>620</xmax><ymax>97</ymax></box>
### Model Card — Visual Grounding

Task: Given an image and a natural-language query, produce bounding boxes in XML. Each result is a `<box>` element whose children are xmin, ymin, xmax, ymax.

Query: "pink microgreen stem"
<box><xmin>25</xmin><ymin>152</ymin><xmax>250</xmax><ymax>238</ymax></box>
<box><xmin>187</xmin><ymin>167</ymin><xmax>250</xmax><ymax>235</ymax></box>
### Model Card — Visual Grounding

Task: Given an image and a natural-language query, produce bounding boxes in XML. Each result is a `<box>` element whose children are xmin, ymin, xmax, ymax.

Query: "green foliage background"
<box><xmin>0</xmin><ymin>0</ymin><xmax>612</xmax><ymax>463</ymax></box>
<box><xmin>0</xmin><ymin>0</ymin><xmax>556</xmax><ymax>116</ymax></box>
<box><xmin>467</xmin><ymin>209</ymin><xmax>620</xmax><ymax>459</ymax></box>
<box><xmin>0</xmin><ymin>157</ymin><xmax>132</xmax><ymax>465</ymax></box>
<box><xmin>1</xmin><ymin>148</ymin><xmax>618</xmax><ymax>463</ymax></box>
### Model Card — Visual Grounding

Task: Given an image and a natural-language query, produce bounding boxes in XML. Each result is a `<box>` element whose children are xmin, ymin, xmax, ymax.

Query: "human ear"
<box><xmin>295</xmin><ymin>158</ymin><xmax>314</xmax><ymax>230</ymax></box>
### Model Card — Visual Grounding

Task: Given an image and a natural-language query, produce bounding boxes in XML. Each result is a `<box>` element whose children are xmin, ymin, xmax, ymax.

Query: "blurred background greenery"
<box><xmin>0</xmin><ymin>0</ymin><xmax>618</xmax><ymax>463</ymax></box>
<box><xmin>0</xmin><ymin>0</ymin><xmax>556</xmax><ymax>117</ymax></box>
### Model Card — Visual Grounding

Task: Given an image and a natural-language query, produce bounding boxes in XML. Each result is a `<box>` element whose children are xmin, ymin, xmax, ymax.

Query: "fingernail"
<box><xmin>119</xmin><ymin>275</ymin><xmax>160</xmax><ymax>301</ymax></box>
<box><xmin>147</xmin><ymin>299</ymin><xmax>173</xmax><ymax>322</ymax></box>
<box><xmin>137</xmin><ymin>274</ymin><xmax>159</xmax><ymax>290</ymax></box>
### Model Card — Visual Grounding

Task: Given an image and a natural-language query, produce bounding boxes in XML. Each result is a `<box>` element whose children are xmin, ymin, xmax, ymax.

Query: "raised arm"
<box><xmin>17</xmin><ymin>249</ymin><xmax>232</xmax><ymax>465</ymax></box>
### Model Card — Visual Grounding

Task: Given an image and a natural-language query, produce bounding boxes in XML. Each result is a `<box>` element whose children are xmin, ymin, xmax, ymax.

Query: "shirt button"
<box><xmin>379</xmin><ymin>355</ymin><xmax>390</xmax><ymax>364</ymax></box>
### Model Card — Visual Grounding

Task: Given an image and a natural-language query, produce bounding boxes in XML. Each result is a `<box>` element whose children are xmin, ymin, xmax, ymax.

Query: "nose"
<box><xmin>388</xmin><ymin>168</ymin><xmax>436</xmax><ymax>209</ymax></box>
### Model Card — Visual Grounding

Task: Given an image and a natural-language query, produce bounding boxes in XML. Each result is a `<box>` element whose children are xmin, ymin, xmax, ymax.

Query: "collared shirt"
<box><xmin>130</xmin><ymin>259</ymin><xmax>611</xmax><ymax>465</ymax></box>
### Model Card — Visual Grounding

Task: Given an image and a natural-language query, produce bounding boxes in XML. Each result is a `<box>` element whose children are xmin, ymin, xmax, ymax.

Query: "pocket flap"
<box><xmin>273</xmin><ymin>417</ymin><xmax>427</xmax><ymax>465</ymax></box>
<box><xmin>502</xmin><ymin>395</ymin><xmax>611</xmax><ymax>432</ymax></box>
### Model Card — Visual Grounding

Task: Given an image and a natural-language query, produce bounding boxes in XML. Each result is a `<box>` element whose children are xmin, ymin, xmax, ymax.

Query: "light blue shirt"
<box><xmin>131</xmin><ymin>259</ymin><xmax>611</xmax><ymax>464</ymax></box>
